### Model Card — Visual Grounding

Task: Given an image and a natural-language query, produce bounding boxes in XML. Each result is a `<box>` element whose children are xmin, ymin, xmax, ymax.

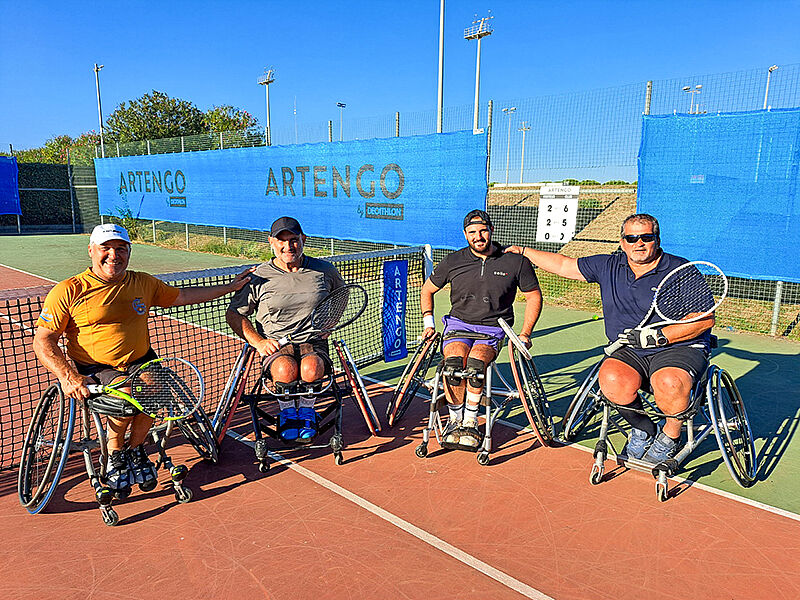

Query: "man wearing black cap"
<box><xmin>226</xmin><ymin>216</ymin><xmax>345</xmax><ymax>442</ymax></box>
<box><xmin>419</xmin><ymin>209</ymin><xmax>542</xmax><ymax>449</ymax></box>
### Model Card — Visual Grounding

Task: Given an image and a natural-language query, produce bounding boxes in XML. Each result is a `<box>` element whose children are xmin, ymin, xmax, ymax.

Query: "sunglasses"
<box><xmin>623</xmin><ymin>233</ymin><xmax>656</xmax><ymax>243</ymax></box>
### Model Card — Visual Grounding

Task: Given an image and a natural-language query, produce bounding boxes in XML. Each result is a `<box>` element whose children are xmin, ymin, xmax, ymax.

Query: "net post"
<box><xmin>152</xmin><ymin>220</ymin><xmax>156</xmax><ymax>243</ymax></box>
<box><xmin>328</xmin><ymin>121</ymin><xmax>333</xmax><ymax>143</ymax></box>
<box><xmin>395</xmin><ymin>111</ymin><xmax>400</xmax><ymax>137</ymax></box>
<box><xmin>423</xmin><ymin>244</ymin><xmax>434</xmax><ymax>280</ymax></box>
<box><xmin>67</xmin><ymin>148</ymin><xmax>77</xmax><ymax>233</ymax></box>
<box><xmin>645</xmin><ymin>81</ymin><xmax>652</xmax><ymax>115</ymax></box>
<box><xmin>770</xmin><ymin>281</ymin><xmax>784</xmax><ymax>336</ymax></box>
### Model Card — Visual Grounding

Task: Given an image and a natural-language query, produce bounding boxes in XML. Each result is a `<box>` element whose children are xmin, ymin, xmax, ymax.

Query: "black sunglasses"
<box><xmin>623</xmin><ymin>233</ymin><xmax>656</xmax><ymax>243</ymax></box>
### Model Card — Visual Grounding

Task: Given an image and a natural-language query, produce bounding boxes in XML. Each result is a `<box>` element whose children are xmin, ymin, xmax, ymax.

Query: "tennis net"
<box><xmin>0</xmin><ymin>245</ymin><xmax>427</xmax><ymax>471</ymax></box>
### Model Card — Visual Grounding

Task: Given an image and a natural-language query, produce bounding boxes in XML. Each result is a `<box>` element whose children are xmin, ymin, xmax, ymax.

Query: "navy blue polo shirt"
<box><xmin>577</xmin><ymin>250</ymin><xmax>711</xmax><ymax>355</ymax></box>
<box><xmin>430</xmin><ymin>243</ymin><xmax>539</xmax><ymax>326</ymax></box>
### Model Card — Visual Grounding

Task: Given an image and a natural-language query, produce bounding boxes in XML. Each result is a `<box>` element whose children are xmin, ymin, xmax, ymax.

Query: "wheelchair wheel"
<box><xmin>177</xmin><ymin>405</ymin><xmax>220</xmax><ymax>464</ymax></box>
<box><xmin>562</xmin><ymin>362</ymin><xmax>602</xmax><ymax>441</ymax></box>
<box><xmin>508</xmin><ymin>344</ymin><xmax>555</xmax><ymax>446</ymax></box>
<box><xmin>334</xmin><ymin>340</ymin><xmax>381</xmax><ymax>435</ymax></box>
<box><xmin>707</xmin><ymin>366</ymin><xmax>757</xmax><ymax>487</ymax></box>
<box><xmin>387</xmin><ymin>333</ymin><xmax>440</xmax><ymax>427</ymax></box>
<box><xmin>213</xmin><ymin>344</ymin><xmax>254</xmax><ymax>442</ymax></box>
<box><xmin>18</xmin><ymin>385</ymin><xmax>75</xmax><ymax>514</ymax></box>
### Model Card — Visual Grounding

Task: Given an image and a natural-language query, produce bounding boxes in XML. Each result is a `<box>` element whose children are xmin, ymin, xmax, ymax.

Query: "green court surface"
<box><xmin>0</xmin><ymin>233</ymin><xmax>248</xmax><ymax>281</ymax></box>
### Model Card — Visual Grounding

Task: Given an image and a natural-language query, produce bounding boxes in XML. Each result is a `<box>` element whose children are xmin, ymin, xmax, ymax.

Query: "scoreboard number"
<box><xmin>535</xmin><ymin>185</ymin><xmax>579</xmax><ymax>244</ymax></box>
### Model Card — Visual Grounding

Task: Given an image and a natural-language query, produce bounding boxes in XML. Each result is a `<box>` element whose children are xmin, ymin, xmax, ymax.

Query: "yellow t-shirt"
<box><xmin>36</xmin><ymin>268</ymin><xmax>180</xmax><ymax>368</ymax></box>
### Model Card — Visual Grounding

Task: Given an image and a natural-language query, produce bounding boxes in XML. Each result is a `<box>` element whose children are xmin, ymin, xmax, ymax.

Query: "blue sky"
<box><xmin>1</xmin><ymin>0</ymin><xmax>798</xmax><ymax>150</ymax></box>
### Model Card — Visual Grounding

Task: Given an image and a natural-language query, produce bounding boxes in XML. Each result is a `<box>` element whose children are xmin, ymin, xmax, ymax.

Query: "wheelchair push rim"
<box><xmin>387</xmin><ymin>333</ymin><xmax>440</xmax><ymax>427</ymax></box>
<box><xmin>177</xmin><ymin>405</ymin><xmax>220</xmax><ymax>464</ymax></box>
<box><xmin>508</xmin><ymin>344</ymin><xmax>556</xmax><ymax>446</ymax></box>
<box><xmin>561</xmin><ymin>361</ymin><xmax>602</xmax><ymax>442</ymax></box>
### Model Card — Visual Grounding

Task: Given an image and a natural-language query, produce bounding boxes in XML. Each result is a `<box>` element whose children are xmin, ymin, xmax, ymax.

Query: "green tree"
<box><xmin>204</xmin><ymin>105</ymin><xmax>260</xmax><ymax>134</ymax></box>
<box><xmin>104</xmin><ymin>90</ymin><xmax>206</xmax><ymax>142</ymax></box>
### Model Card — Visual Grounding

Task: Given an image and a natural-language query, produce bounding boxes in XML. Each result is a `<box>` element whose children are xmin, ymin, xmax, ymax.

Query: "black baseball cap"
<box><xmin>269</xmin><ymin>216</ymin><xmax>303</xmax><ymax>237</ymax></box>
<box><xmin>463</xmin><ymin>209</ymin><xmax>493</xmax><ymax>230</ymax></box>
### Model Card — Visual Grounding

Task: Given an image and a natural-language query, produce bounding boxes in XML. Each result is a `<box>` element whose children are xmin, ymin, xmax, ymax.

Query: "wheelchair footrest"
<box><xmin>440</xmin><ymin>439</ymin><xmax>482</xmax><ymax>452</ymax></box>
<box><xmin>652</xmin><ymin>458</ymin><xmax>680</xmax><ymax>478</ymax></box>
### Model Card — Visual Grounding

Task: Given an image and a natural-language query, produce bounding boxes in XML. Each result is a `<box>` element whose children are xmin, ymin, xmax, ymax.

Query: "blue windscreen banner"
<box><xmin>638</xmin><ymin>108</ymin><xmax>800</xmax><ymax>282</ymax></box>
<box><xmin>94</xmin><ymin>131</ymin><xmax>487</xmax><ymax>249</ymax></box>
<box><xmin>0</xmin><ymin>156</ymin><xmax>21</xmax><ymax>216</ymax></box>
<box><xmin>382</xmin><ymin>259</ymin><xmax>408</xmax><ymax>363</ymax></box>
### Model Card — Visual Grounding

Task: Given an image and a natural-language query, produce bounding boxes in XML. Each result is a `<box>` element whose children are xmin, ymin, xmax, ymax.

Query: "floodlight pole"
<box><xmin>436</xmin><ymin>0</ymin><xmax>445</xmax><ymax>133</ymax></box>
<box><xmin>682</xmin><ymin>84</ymin><xmax>702</xmax><ymax>114</ymax></box>
<box><xmin>337</xmin><ymin>102</ymin><xmax>346</xmax><ymax>141</ymax></box>
<box><xmin>502</xmin><ymin>106</ymin><xmax>516</xmax><ymax>185</ymax></box>
<box><xmin>258</xmin><ymin>69</ymin><xmax>275</xmax><ymax>146</ymax></box>
<box><xmin>465</xmin><ymin>13</ymin><xmax>493</xmax><ymax>133</ymax></box>
<box><xmin>763</xmin><ymin>65</ymin><xmax>778</xmax><ymax>110</ymax></box>
<box><xmin>518</xmin><ymin>120</ymin><xmax>530</xmax><ymax>184</ymax></box>
<box><xmin>93</xmin><ymin>63</ymin><xmax>105</xmax><ymax>158</ymax></box>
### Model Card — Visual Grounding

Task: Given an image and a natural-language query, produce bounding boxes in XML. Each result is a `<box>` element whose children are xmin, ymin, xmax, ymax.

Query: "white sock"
<box><xmin>448</xmin><ymin>403</ymin><xmax>463</xmax><ymax>423</ymax></box>
<box><xmin>298</xmin><ymin>396</ymin><xmax>315</xmax><ymax>410</ymax></box>
<box><xmin>278</xmin><ymin>399</ymin><xmax>295</xmax><ymax>412</ymax></box>
<box><xmin>464</xmin><ymin>403</ymin><xmax>480</xmax><ymax>424</ymax></box>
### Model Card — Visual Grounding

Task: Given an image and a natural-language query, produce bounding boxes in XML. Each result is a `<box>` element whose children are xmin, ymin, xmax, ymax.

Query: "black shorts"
<box><xmin>75</xmin><ymin>349</ymin><xmax>158</xmax><ymax>417</ymax></box>
<box><xmin>607</xmin><ymin>345</ymin><xmax>709</xmax><ymax>387</ymax></box>
<box><xmin>262</xmin><ymin>340</ymin><xmax>332</xmax><ymax>378</ymax></box>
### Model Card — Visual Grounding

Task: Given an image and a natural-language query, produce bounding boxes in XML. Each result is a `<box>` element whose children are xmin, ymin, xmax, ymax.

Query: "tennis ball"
<box><xmin>592</xmin><ymin>314</ymin><xmax>600</xmax><ymax>320</ymax></box>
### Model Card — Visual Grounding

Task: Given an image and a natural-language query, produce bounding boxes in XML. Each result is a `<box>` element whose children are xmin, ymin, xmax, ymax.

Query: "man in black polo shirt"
<box><xmin>506</xmin><ymin>213</ymin><xmax>714</xmax><ymax>463</ymax></box>
<box><xmin>420</xmin><ymin>209</ymin><xmax>542</xmax><ymax>449</ymax></box>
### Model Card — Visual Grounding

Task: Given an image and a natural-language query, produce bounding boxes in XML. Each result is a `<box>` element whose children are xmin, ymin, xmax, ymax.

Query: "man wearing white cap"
<box><xmin>33</xmin><ymin>224</ymin><xmax>252</xmax><ymax>494</ymax></box>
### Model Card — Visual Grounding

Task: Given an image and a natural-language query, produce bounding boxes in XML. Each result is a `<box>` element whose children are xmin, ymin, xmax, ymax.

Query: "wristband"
<box><xmin>423</xmin><ymin>314</ymin><xmax>435</xmax><ymax>330</ymax></box>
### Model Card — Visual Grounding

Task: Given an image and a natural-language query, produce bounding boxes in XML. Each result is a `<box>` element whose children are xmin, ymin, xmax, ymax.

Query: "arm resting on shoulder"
<box><xmin>505</xmin><ymin>246</ymin><xmax>586</xmax><ymax>281</ymax></box>
<box><xmin>172</xmin><ymin>267</ymin><xmax>255</xmax><ymax>306</ymax></box>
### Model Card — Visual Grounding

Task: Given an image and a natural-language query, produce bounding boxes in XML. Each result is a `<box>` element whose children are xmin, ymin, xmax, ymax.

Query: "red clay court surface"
<box><xmin>1</xmin><ymin>380</ymin><xmax>798</xmax><ymax>600</ymax></box>
<box><xmin>0</xmin><ymin>264</ymin><xmax>55</xmax><ymax>288</ymax></box>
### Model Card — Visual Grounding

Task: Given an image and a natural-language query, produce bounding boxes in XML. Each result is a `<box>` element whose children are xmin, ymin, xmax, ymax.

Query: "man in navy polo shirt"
<box><xmin>506</xmin><ymin>213</ymin><xmax>714</xmax><ymax>463</ymax></box>
<box><xmin>420</xmin><ymin>209</ymin><xmax>542</xmax><ymax>449</ymax></box>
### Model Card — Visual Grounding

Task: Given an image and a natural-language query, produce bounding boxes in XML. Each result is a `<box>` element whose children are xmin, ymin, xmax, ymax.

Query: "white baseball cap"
<box><xmin>89</xmin><ymin>224</ymin><xmax>131</xmax><ymax>245</ymax></box>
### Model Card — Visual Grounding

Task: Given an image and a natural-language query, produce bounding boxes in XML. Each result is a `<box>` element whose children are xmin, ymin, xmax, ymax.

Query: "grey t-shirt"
<box><xmin>228</xmin><ymin>255</ymin><xmax>346</xmax><ymax>342</ymax></box>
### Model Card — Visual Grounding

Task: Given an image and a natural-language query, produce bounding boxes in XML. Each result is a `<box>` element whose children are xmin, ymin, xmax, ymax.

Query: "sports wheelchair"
<box><xmin>386</xmin><ymin>318</ymin><xmax>556</xmax><ymax>465</ymax></box>
<box><xmin>18</xmin><ymin>383</ymin><xmax>219</xmax><ymax>526</ymax></box>
<box><xmin>212</xmin><ymin>339</ymin><xmax>380</xmax><ymax>473</ymax></box>
<box><xmin>561</xmin><ymin>337</ymin><xmax>758</xmax><ymax>501</ymax></box>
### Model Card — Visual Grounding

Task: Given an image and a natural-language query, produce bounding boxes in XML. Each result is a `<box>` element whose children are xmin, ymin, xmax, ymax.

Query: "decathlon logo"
<box><xmin>132</xmin><ymin>297</ymin><xmax>146</xmax><ymax>315</ymax></box>
<box><xmin>365</xmin><ymin>202</ymin><xmax>404</xmax><ymax>221</ymax></box>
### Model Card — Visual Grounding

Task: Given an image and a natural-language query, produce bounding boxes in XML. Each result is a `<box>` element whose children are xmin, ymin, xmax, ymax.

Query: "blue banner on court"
<box><xmin>94</xmin><ymin>131</ymin><xmax>486</xmax><ymax>249</ymax></box>
<box><xmin>638</xmin><ymin>108</ymin><xmax>800</xmax><ymax>282</ymax></box>
<box><xmin>0</xmin><ymin>156</ymin><xmax>21</xmax><ymax>216</ymax></box>
<box><xmin>382</xmin><ymin>259</ymin><xmax>408</xmax><ymax>362</ymax></box>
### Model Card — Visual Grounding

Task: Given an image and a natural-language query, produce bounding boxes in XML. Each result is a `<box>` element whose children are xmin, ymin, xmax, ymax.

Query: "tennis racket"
<box><xmin>87</xmin><ymin>357</ymin><xmax>204</xmax><ymax>421</ymax></box>
<box><xmin>604</xmin><ymin>260</ymin><xmax>727</xmax><ymax>355</ymax></box>
<box><xmin>276</xmin><ymin>284</ymin><xmax>368</xmax><ymax>347</ymax></box>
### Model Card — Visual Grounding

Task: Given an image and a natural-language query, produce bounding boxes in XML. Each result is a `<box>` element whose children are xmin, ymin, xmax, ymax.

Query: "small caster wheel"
<box><xmin>476</xmin><ymin>452</ymin><xmax>490</xmax><ymax>466</ymax></box>
<box><xmin>590</xmin><ymin>465</ymin><xmax>604</xmax><ymax>485</ymax></box>
<box><xmin>254</xmin><ymin>439</ymin><xmax>269</xmax><ymax>461</ymax></box>
<box><xmin>114</xmin><ymin>486</ymin><xmax>132</xmax><ymax>500</ymax></box>
<box><xmin>101</xmin><ymin>506</ymin><xmax>119</xmax><ymax>527</ymax></box>
<box><xmin>258</xmin><ymin>461</ymin><xmax>270</xmax><ymax>473</ymax></box>
<box><xmin>334</xmin><ymin>452</ymin><xmax>343</xmax><ymax>465</ymax></box>
<box><xmin>415</xmin><ymin>443</ymin><xmax>428</xmax><ymax>458</ymax></box>
<box><xmin>656</xmin><ymin>482</ymin><xmax>669</xmax><ymax>502</ymax></box>
<box><xmin>96</xmin><ymin>487</ymin><xmax>114</xmax><ymax>506</ymax></box>
<box><xmin>170</xmin><ymin>464</ymin><xmax>188</xmax><ymax>483</ymax></box>
<box><xmin>174</xmin><ymin>486</ymin><xmax>193</xmax><ymax>504</ymax></box>
<box><xmin>330</xmin><ymin>435</ymin><xmax>343</xmax><ymax>453</ymax></box>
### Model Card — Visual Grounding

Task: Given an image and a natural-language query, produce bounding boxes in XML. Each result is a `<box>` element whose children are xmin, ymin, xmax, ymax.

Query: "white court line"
<box><xmin>0</xmin><ymin>263</ymin><xmax>56</xmax><ymax>283</ymax></box>
<box><xmin>227</xmin><ymin>429</ymin><xmax>554</xmax><ymax>600</ymax></box>
<box><xmin>360</xmin><ymin>374</ymin><xmax>800</xmax><ymax>524</ymax></box>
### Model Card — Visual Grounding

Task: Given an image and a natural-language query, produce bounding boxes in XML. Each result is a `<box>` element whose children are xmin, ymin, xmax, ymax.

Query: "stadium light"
<box><xmin>518</xmin><ymin>121</ymin><xmax>530</xmax><ymax>184</ymax></box>
<box><xmin>763</xmin><ymin>65</ymin><xmax>778</xmax><ymax>110</ymax></box>
<box><xmin>258</xmin><ymin>68</ymin><xmax>275</xmax><ymax>146</ymax></box>
<box><xmin>436</xmin><ymin>0</ymin><xmax>445</xmax><ymax>133</ymax></box>
<box><xmin>465</xmin><ymin>12</ymin><xmax>493</xmax><ymax>133</ymax></box>
<box><xmin>502</xmin><ymin>106</ymin><xmax>516</xmax><ymax>185</ymax></box>
<box><xmin>337</xmin><ymin>102</ymin><xmax>346</xmax><ymax>141</ymax></box>
<box><xmin>93</xmin><ymin>64</ymin><xmax>105</xmax><ymax>158</ymax></box>
<box><xmin>682</xmin><ymin>84</ymin><xmax>702</xmax><ymax>114</ymax></box>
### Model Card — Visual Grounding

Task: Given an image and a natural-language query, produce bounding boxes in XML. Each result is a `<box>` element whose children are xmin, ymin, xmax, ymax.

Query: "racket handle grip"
<box><xmin>603</xmin><ymin>338</ymin><xmax>625</xmax><ymax>356</ymax></box>
<box><xmin>277</xmin><ymin>336</ymin><xmax>289</xmax><ymax>348</ymax></box>
<box><xmin>86</xmin><ymin>384</ymin><xmax>104</xmax><ymax>395</ymax></box>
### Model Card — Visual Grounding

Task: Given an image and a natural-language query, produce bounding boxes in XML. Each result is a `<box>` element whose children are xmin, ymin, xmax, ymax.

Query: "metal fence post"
<box><xmin>395</xmin><ymin>112</ymin><xmax>400</xmax><ymax>137</ymax></box>
<box><xmin>152</xmin><ymin>220</ymin><xmax>156</xmax><ymax>243</ymax></box>
<box><xmin>220</xmin><ymin>131</ymin><xmax>224</xmax><ymax>149</ymax></box>
<box><xmin>328</xmin><ymin>121</ymin><xmax>333</xmax><ymax>143</ymax></box>
<box><xmin>181</xmin><ymin>136</ymin><xmax>185</xmax><ymax>152</ymax></box>
<box><xmin>645</xmin><ymin>80</ymin><xmax>653</xmax><ymax>115</ymax></box>
<box><xmin>147</xmin><ymin>140</ymin><xmax>151</xmax><ymax>155</ymax></box>
<box><xmin>770</xmin><ymin>281</ymin><xmax>784</xmax><ymax>335</ymax></box>
<box><xmin>67</xmin><ymin>149</ymin><xmax>77</xmax><ymax>233</ymax></box>
<box><xmin>223</xmin><ymin>226</ymin><xmax>227</xmax><ymax>245</ymax></box>
<box><xmin>423</xmin><ymin>244</ymin><xmax>434</xmax><ymax>280</ymax></box>
<box><xmin>486</xmin><ymin>100</ymin><xmax>493</xmax><ymax>183</ymax></box>
<box><xmin>116</xmin><ymin>141</ymin><xmax>120</xmax><ymax>157</ymax></box>
<box><xmin>185</xmin><ymin>223</ymin><xmax>189</xmax><ymax>250</ymax></box>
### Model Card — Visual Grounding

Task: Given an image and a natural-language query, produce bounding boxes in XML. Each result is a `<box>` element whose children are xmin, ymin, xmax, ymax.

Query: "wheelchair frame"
<box><xmin>561</xmin><ymin>345</ymin><xmax>758</xmax><ymax>501</ymax></box>
<box><xmin>215</xmin><ymin>339</ymin><xmax>379</xmax><ymax>473</ymax></box>
<box><xmin>390</xmin><ymin>327</ymin><xmax>555</xmax><ymax>466</ymax></box>
<box><xmin>18</xmin><ymin>383</ymin><xmax>218</xmax><ymax>526</ymax></box>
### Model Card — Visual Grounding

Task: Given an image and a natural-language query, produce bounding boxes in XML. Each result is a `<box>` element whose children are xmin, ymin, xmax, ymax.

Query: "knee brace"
<box><xmin>465</xmin><ymin>357</ymin><xmax>486</xmax><ymax>388</ymax></box>
<box><xmin>443</xmin><ymin>356</ymin><xmax>464</xmax><ymax>386</ymax></box>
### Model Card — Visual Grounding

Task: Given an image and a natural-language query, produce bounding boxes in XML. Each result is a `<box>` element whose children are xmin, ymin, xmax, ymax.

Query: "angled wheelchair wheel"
<box><xmin>18</xmin><ymin>384</ymin><xmax>75</xmax><ymax>514</ymax></box>
<box><xmin>562</xmin><ymin>362</ymin><xmax>602</xmax><ymax>441</ymax></box>
<box><xmin>177</xmin><ymin>405</ymin><xmax>220</xmax><ymax>464</ymax></box>
<box><xmin>707</xmin><ymin>365</ymin><xmax>757</xmax><ymax>487</ymax></box>
<box><xmin>334</xmin><ymin>340</ymin><xmax>381</xmax><ymax>435</ymax></box>
<box><xmin>213</xmin><ymin>344</ymin><xmax>254</xmax><ymax>442</ymax></box>
<box><xmin>508</xmin><ymin>344</ymin><xmax>555</xmax><ymax>446</ymax></box>
<box><xmin>386</xmin><ymin>333</ymin><xmax>440</xmax><ymax>427</ymax></box>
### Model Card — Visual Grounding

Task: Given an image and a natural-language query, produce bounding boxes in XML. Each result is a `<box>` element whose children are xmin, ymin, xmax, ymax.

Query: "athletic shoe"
<box><xmin>105</xmin><ymin>449</ymin><xmax>132</xmax><ymax>491</ymax></box>
<box><xmin>297</xmin><ymin>407</ymin><xmax>318</xmax><ymax>441</ymax></box>
<box><xmin>128</xmin><ymin>444</ymin><xmax>158</xmax><ymax>491</ymax></box>
<box><xmin>442</xmin><ymin>418</ymin><xmax>461</xmax><ymax>446</ymax></box>
<box><xmin>459</xmin><ymin>417</ymin><xmax>482</xmax><ymax>449</ymax></box>
<box><xmin>624</xmin><ymin>427</ymin><xmax>654</xmax><ymax>460</ymax></box>
<box><xmin>278</xmin><ymin>407</ymin><xmax>300</xmax><ymax>441</ymax></box>
<box><xmin>643</xmin><ymin>431</ymin><xmax>680</xmax><ymax>464</ymax></box>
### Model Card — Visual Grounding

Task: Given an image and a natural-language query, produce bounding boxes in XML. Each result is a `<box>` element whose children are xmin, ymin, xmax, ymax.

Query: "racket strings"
<box><xmin>131</xmin><ymin>360</ymin><xmax>201</xmax><ymax>417</ymax></box>
<box><xmin>655</xmin><ymin>267</ymin><xmax>718</xmax><ymax>321</ymax></box>
<box><xmin>310</xmin><ymin>285</ymin><xmax>367</xmax><ymax>332</ymax></box>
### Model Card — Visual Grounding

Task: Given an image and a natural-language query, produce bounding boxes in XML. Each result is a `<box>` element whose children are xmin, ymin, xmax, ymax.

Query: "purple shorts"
<box><xmin>441</xmin><ymin>315</ymin><xmax>505</xmax><ymax>352</ymax></box>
